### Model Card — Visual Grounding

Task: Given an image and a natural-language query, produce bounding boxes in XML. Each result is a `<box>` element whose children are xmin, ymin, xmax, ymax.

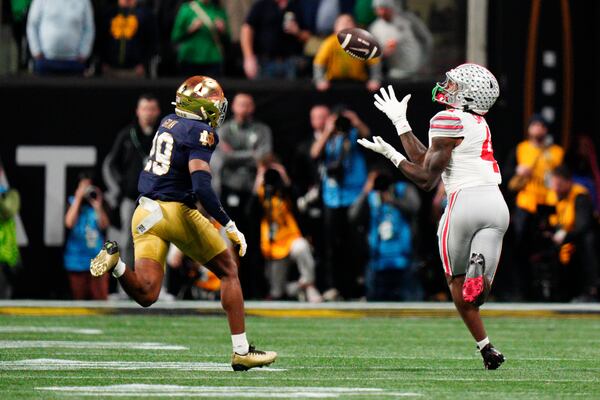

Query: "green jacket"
<box><xmin>171</xmin><ymin>0</ymin><xmax>228</xmax><ymax>64</ymax></box>
<box><xmin>0</xmin><ymin>189</ymin><xmax>21</xmax><ymax>267</ymax></box>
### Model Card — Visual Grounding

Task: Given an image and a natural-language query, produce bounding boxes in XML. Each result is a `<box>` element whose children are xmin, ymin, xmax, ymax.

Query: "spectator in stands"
<box><xmin>0</xmin><ymin>166</ymin><xmax>21</xmax><ymax>299</ymax></box>
<box><xmin>350</xmin><ymin>170</ymin><xmax>421</xmax><ymax>301</ymax></box>
<box><xmin>313</xmin><ymin>14</ymin><xmax>381</xmax><ymax>92</ymax></box>
<box><xmin>7</xmin><ymin>0</ymin><xmax>32</xmax><ymax>70</ymax></box>
<box><xmin>98</xmin><ymin>0</ymin><xmax>158</xmax><ymax>78</ymax></box>
<box><xmin>215</xmin><ymin>93</ymin><xmax>272</xmax><ymax>296</ymax></box>
<box><xmin>240</xmin><ymin>0</ymin><xmax>311</xmax><ymax>79</ymax></box>
<box><xmin>26</xmin><ymin>0</ymin><xmax>95</xmax><ymax>76</ymax></box>
<box><xmin>564</xmin><ymin>135</ymin><xmax>600</xmax><ymax>214</ymax></box>
<box><xmin>507</xmin><ymin>114</ymin><xmax>564</xmax><ymax>241</ymax></box>
<box><xmin>217</xmin><ymin>93</ymin><xmax>273</xmax><ymax>215</ymax></box>
<box><xmin>369</xmin><ymin>0</ymin><xmax>433</xmax><ymax>79</ymax></box>
<box><xmin>291</xmin><ymin>105</ymin><xmax>330</xmax><ymax>274</ymax></box>
<box><xmin>103</xmin><ymin>94</ymin><xmax>160</xmax><ymax>267</ymax></box>
<box><xmin>293</xmin><ymin>105</ymin><xmax>330</xmax><ymax>204</ymax></box>
<box><xmin>310</xmin><ymin>106</ymin><xmax>370</xmax><ymax>300</ymax></box>
<box><xmin>154</xmin><ymin>0</ymin><xmax>185</xmax><ymax>76</ymax></box>
<box><xmin>171</xmin><ymin>0</ymin><xmax>228</xmax><ymax>77</ymax></box>
<box><xmin>547</xmin><ymin>165</ymin><xmax>599</xmax><ymax>302</ymax></box>
<box><xmin>219</xmin><ymin>0</ymin><xmax>254</xmax><ymax>76</ymax></box>
<box><xmin>64</xmin><ymin>171</ymin><xmax>110</xmax><ymax>300</ymax></box>
<box><xmin>505</xmin><ymin>114</ymin><xmax>564</xmax><ymax>299</ymax></box>
<box><xmin>251</xmin><ymin>157</ymin><xmax>322</xmax><ymax>302</ymax></box>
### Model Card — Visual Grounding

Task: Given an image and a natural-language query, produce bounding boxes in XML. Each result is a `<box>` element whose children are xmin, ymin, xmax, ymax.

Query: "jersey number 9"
<box><xmin>145</xmin><ymin>132</ymin><xmax>174</xmax><ymax>175</ymax></box>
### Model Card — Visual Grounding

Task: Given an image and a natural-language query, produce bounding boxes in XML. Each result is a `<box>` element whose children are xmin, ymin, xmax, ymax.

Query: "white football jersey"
<box><xmin>428</xmin><ymin>109</ymin><xmax>501</xmax><ymax>194</ymax></box>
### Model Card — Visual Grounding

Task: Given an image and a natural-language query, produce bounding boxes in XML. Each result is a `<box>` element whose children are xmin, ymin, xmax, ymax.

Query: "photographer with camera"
<box><xmin>349</xmin><ymin>170</ymin><xmax>421</xmax><ymax>301</ymax></box>
<box><xmin>310</xmin><ymin>106</ymin><xmax>370</xmax><ymax>300</ymax></box>
<box><xmin>250</xmin><ymin>156</ymin><xmax>322</xmax><ymax>302</ymax></box>
<box><xmin>64</xmin><ymin>171</ymin><xmax>110</xmax><ymax>300</ymax></box>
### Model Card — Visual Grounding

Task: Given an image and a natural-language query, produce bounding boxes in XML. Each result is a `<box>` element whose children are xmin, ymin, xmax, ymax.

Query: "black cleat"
<box><xmin>480</xmin><ymin>343</ymin><xmax>505</xmax><ymax>370</ymax></box>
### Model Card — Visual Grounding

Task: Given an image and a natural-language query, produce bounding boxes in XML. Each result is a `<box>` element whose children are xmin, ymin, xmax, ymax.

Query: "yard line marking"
<box><xmin>0</xmin><ymin>340</ymin><xmax>187</xmax><ymax>350</ymax></box>
<box><xmin>0</xmin><ymin>326</ymin><xmax>102</xmax><ymax>335</ymax></box>
<box><xmin>0</xmin><ymin>359</ymin><xmax>285</xmax><ymax>372</ymax></box>
<box><xmin>36</xmin><ymin>384</ymin><xmax>421</xmax><ymax>398</ymax></box>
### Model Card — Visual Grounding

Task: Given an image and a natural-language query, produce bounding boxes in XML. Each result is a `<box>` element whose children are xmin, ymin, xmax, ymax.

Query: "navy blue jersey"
<box><xmin>138</xmin><ymin>114</ymin><xmax>219</xmax><ymax>208</ymax></box>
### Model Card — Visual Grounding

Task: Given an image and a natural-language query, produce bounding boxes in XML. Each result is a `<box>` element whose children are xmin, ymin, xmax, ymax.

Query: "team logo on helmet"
<box><xmin>173</xmin><ymin>76</ymin><xmax>228</xmax><ymax>127</ymax></box>
<box><xmin>432</xmin><ymin>63</ymin><xmax>499</xmax><ymax>115</ymax></box>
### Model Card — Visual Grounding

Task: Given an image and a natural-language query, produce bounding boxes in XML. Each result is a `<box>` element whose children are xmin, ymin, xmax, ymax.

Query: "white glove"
<box><xmin>373</xmin><ymin>85</ymin><xmax>412</xmax><ymax>135</ymax></box>
<box><xmin>357</xmin><ymin>136</ymin><xmax>406</xmax><ymax>167</ymax></box>
<box><xmin>225</xmin><ymin>221</ymin><xmax>247</xmax><ymax>257</ymax></box>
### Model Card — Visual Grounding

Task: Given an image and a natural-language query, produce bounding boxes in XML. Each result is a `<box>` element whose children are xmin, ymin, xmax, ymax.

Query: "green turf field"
<box><xmin>1</xmin><ymin>313</ymin><xmax>600</xmax><ymax>399</ymax></box>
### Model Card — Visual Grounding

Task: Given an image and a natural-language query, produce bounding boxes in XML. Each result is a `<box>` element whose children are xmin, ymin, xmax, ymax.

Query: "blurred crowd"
<box><xmin>3</xmin><ymin>0</ymin><xmax>437</xmax><ymax>86</ymax></box>
<box><xmin>2</xmin><ymin>92</ymin><xmax>597</xmax><ymax>304</ymax></box>
<box><xmin>0</xmin><ymin>0</ymin><xmax>598</xmax><ymax>303</ymax></box>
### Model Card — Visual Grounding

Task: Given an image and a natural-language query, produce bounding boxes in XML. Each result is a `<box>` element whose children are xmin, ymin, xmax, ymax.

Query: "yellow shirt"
<box><xmin>258</xmin><ymin>187</ymin><xmax>301</xmax><ymax>260</ymax></box>
<box><xmin>313</xmin><ymin>34</ymin><xmax>379</xmax><ymax>81</ymax></box>
<box><xmin>547</xmin><ymin>183</ymin><xmax>588</xmax><ymax>264</ymax></box>
<box><xmin>515</xmin><ymin>140</ymin><xmax>564</xmax><ymax>213</ymax></box>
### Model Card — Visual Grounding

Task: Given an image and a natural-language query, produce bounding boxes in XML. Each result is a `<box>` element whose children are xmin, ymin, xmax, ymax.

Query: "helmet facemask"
<box><xmin>432</xmin><ymin>74</ymin><xmax>461</xmax><ymax>108</ymax></box>
<box><xmin>432</xmin><ymin>64</ymin><xmax>499</xmax><ymax>115</ymax></box>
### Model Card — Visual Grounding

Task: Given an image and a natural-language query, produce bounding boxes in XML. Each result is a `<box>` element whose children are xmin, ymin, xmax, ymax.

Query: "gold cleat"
<box><xmin>90</xmin><ymin>241</ymin><xmax>120</xmax><ymax>277</ymax></box>
<box><xmin>231</xmin><ymin>345</ymin><xmax>278</xmax><ymax>371</ymax></box>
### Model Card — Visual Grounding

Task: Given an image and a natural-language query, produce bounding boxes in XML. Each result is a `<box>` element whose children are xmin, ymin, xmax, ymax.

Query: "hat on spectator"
<box><xmin>528</xmin><ymin>113</ymin><xmax>548</xmax><ymax>128</ymax></box>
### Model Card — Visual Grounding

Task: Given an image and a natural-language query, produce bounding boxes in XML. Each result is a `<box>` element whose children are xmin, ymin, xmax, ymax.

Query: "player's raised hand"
<box><xmin>373</xmin><ymin>85</ymin><xmax>412</xmax><ymax>135</ymax></box>
<box><xmin>225</xmin><ymin>221</ymin><xmax>247</xmax><ymax>257</ymax></box>
<box><xmin>357</xmin><ymin>136</ymin><xmax>406</xmax><ymax>167</ymax></box>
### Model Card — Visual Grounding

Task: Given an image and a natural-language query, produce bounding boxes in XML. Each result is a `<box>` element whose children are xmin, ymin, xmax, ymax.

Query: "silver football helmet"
<box><xmin>432</xmin><ymin>63</ymin><xmax>499</xmax><ymax>115</ymax></box>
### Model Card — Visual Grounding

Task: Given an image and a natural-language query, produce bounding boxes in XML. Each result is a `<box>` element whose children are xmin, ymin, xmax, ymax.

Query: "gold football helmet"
<box><xmin>173</xmin><ymin>76</ymin><xmax>228</xmax><ymax>128</ymax></box>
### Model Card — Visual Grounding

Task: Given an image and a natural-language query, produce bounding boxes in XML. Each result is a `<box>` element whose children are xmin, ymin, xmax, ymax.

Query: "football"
<box><xmin>337</xmin><ymin>27</ymin><xmax>382</xmax><ymax>60</ymax></box>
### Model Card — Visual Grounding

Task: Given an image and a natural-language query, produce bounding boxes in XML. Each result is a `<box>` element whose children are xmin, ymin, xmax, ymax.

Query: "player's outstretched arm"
<box><xmin>357</xmin><ymin>136</ymin><xmax>456</xmax><ymax>192</ymax></box>
<box><xmin>374</xmin><ymin>85</ymin><xmax>428</xmax><ymax>165</ymax></box>
<box><xmin>189</xmin><ymin>159</ymin><xmax>247</xmax><ymax>256</ymax></box>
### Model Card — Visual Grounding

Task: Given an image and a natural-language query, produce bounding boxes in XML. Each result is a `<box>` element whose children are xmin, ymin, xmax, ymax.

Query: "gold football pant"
<box><xmin>131</xmin><ymin>200</ymin><xmax>227</xmax><ymax>268</ymax></box>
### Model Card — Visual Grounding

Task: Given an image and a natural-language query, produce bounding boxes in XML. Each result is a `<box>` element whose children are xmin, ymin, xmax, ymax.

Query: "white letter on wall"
<box><xmin>16</xmin><ymin>146</ymin><xmax>96</xmax><ymax>246</ymax></box>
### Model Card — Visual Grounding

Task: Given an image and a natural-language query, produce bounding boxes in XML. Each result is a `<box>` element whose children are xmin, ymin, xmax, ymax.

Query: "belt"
<box><xmin>136</xmin><ymin>196</ymin><xmax>164</xmax><ymax>234</ymax></box>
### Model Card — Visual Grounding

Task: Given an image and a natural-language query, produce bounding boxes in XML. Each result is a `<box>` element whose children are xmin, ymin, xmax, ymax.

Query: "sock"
<box><xmin>477</xmin><ymin>337</ymin><xmax>490</xmax><ymax>350</ymax></box>
<box><xmin>112</xmin><ymin>258</ymin><xmax>126</xmax><ymax>278</ymax></box>
<box><xmin>232</xmin><ymin>332</ymin><xmax>249</xmax><ymax>355</ymax></box>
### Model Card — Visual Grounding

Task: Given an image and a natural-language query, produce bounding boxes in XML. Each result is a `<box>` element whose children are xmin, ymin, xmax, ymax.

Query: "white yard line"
<box><xmin>36</xmin><ymin>384</ymin><xmax>421</xmax><ymax>398</ymax></box>
<box><xmin>0</xmin><ymin>326</ymin><xmax>102</xmax><ymax>334</ymax></box>
<box><xmin>0</xmin><ymin>359</ymin><xmax>284</xmax><ymax>372</ymax></box>
<box><xmin>0</xmin><ymin>340</ymin><xmax>187</xmax><ymax>350</ymax></box>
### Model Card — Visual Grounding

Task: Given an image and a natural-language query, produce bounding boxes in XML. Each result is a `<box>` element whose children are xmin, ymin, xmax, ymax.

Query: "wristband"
<box><xmin>394</xmin><ymin>119</ymin><xmax>412</xmax><ymax>136</ymax></box>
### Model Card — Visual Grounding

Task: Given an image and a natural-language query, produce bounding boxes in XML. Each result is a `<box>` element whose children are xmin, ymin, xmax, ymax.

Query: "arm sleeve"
<box><xmin>191</xmin><ymin>170</ymin><xmax>231</xmax><ymax>226</ymax></box>
<box><xmin>188</xmin><ymin>126</ymin><xmax>217</xmax><ymax>164</ymax></box>
<box><xmin>428</xmin><ymin>110</ymin><xmax>464</xmax><ymax>138</ymax></box>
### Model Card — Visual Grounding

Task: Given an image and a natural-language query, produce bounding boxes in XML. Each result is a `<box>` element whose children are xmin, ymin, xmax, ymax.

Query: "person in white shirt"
<box><xmin>358</xmin><ymin>63</ymin><xmax>509</xmax><ymax>370</ymax></box>
<box><xmin>368</xmin><ymin>0</ymin><xmax>432</xmax><ymax>79</ymax></box>
<box><xmin>26</xmin><ymin>0</ymin><xmax>95</xmax><ymax>75</ymax></box>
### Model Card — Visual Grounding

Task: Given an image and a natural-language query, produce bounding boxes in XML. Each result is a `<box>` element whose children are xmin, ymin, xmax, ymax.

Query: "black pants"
<box><xmin>323</xmin><ymin>206</ymin><xmax>360</xmax><ymax>299</ymax></box>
